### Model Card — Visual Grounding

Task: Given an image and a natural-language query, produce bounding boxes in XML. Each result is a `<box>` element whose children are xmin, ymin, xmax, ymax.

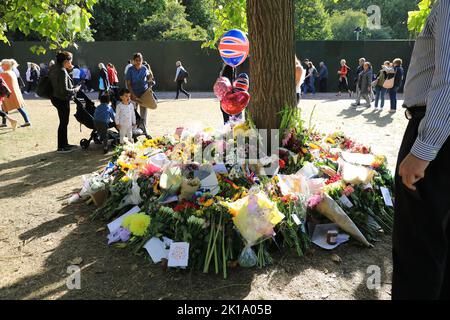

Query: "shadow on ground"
<box><xmin>0</xmin><ymin>149</ymin><xmax>110</xmax><ymax>200</ymax></box>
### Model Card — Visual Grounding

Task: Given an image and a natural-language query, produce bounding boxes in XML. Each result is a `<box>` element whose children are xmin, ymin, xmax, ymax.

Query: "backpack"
<box><xmin>178</xmin><ymin>68</ymin><xmax>189</xmax><ymax>81</ymax></box>
<box><xmin>36</xmin><ymin>76</ymin><xmax>53</xmax><ymax>99</ymax></box>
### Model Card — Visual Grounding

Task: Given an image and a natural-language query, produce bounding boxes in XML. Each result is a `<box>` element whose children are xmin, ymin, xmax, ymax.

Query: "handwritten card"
<box><xmin>168</xmin><ymin>242</ymin><xmax>190</xmax><ymax>268</ymax></box>
<box><xmin>339</xmin><ymin>195</ymin><xmax>354</xmax><ymax>208</ymax></box>
<box><xmin>107</xmin><ymin>206</ymin><xmax>141</xmax><ymax>233</ymax></box>
<box><xmin>380</xmin><ymin>187</ymin><xmax>394</xmax><ymax>207</ymax></box>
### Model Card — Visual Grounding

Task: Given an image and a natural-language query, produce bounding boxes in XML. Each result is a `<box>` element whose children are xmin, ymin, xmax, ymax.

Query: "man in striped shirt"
<box><xmin>393</xmin><ymin>0</ymin><xmax>450</xmax><ymax>300</ymax></box>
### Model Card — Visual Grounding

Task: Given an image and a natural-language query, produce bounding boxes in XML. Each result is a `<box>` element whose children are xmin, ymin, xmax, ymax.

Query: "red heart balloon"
<box><xmin>221</xmin><ymin>91</ymin><xmax>250</xmax><ymax>115</ymax></box>
<box><xmin>213</xmin><ymin>77</ymin><xmax>233</xmax><ymax>101</ymax></box>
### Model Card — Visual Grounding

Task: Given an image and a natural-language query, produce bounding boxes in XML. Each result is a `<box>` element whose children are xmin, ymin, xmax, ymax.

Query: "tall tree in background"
<box><xmin>247</xmin><ymin>0</ymin><xmax>296</xmax><ymax>130</ymax></box>
<box><xmin>181</xmin><ymin>0</ymin><xmax>215</xmax><ymax>32</ymax></box>
<box><xmin>294</xmin><ymin>0</ymin><xmax>332</xmax><ymax>40</ymax></box>
<box><xmin>136</xmin><ymin>0</ymin><xmax>208</xmax><ymax>41</ymax></box>
<box><xmin>0</xmin><ymin>0</ymin><xmax>97</xmax><ymax>53</ymax></box>
<box><xmin>91</xmin><ymin>0</ymin><xmax>164</xmax><ymax>40</ymax></box>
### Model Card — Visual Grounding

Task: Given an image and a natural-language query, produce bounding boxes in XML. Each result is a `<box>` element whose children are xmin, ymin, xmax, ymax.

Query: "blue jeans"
<box><xmin>303</xmin><ymin>77</ymin><xmax>316</xmax><ymax>94</ymax></box>
<box><xmin>375</xmin><ymin>86</ymin><xmax>387</xmax><ymax>109</ymax></box>
<box><xmin>389</xmin><ymin>86</ymin><xmax>399</xmax><ymax>111</ymax></box>
<box><xmin>17</xmin><ymin>107</ymin><xmax>30</xmax><ymax>123</ymax></box>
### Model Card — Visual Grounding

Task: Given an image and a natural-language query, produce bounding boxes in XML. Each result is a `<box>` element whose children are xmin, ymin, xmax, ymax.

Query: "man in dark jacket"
<box><xmin>48</xmin><ymin>51</ymin><xmax>81</xmax><ymax>153</ymax></box>
<box><xmin>318</xmin><ymin>62</ymin><xmax>329</xmax><ymax>92</ymax></box>
<box><xmin>388</xmin><ymin>58</ymin><xmax>404</xmax><ymax>113</ymax></box>
<box><xmin>351</xmin><ymin>58</ymin><xmax>366</xmax><ymax>106</ymax></box>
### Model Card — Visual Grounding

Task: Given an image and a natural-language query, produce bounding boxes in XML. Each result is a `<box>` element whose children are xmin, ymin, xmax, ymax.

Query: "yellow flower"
<box><xmin>309</xmin><ymin>143</ymin><xmax>321</xmax><ymax>150</ymax></box>
<box><xmin>122</xmin><ymin>213</ymin><xmax>151</xmax><ymax>237</ymax></box>
<box><xmin>326</xmin><ymin>137</ymin><xmax>336</xmax><ymax>144</ymax></box>
<box><xmin>203</xmin><ymin>199</ymin><xmax>214</xmax><ymax>207</ymax></box>
<box><xmin>233</xmin><ymin>123</ymin><xmax>250</xmax><ymax>138</ymax></box>
<box><xmin>121</xmin><ymin>176</ymin><xmax>131</xmax><ymax>183</ymax></box>
<box><xmin>203</xmin><ymin>127</ymin><xmax>214</xmax><ymax>134</ymax></box>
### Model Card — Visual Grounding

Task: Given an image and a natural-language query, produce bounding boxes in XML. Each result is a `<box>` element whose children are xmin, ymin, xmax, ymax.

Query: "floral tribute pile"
<box><xmin>73</xmin><ymin>111</ymin><xmax>394</xmax><ymax>279</ymax></box>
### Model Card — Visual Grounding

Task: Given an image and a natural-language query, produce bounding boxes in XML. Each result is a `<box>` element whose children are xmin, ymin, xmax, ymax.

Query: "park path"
<box><xmin>0</xmin><ymin>93</ymin><xmax>407</xmax><ymax>299</ymax></box>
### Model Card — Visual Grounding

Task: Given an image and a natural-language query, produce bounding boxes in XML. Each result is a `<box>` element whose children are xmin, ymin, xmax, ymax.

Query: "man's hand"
<box><xmin>399</xmin><ymin>153</ymin><xmax>430</xmax><ymax>191</ymax></box>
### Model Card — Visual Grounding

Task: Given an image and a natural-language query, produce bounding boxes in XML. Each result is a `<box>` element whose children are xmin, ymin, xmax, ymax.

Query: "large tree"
<box><xmin>247</xmin><ymin>0</ymin><xmax>296</xmax><ymax>130</ymax></box>
<box><xmin>0</xmin><ymin>0</ymin><xmax>97</xmax><ymax>53</ymax></box>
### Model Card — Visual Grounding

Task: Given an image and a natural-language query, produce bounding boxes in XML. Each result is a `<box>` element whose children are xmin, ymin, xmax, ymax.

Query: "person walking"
<box><xmin>303</xmin><ymin>61</ymin><xmax>317</xmax><ymax>95</ymax></box>
<box><xmin>356</xmin><ymin>62</ymin><xmax>373</xmax><ymax>107</ymax></box>
<box><xmin>0</xmin><ymin>77</ymin><xmax>17</xmax><ymax>130</ymax></box>
<box><xmin>143</xmin><ymin>61</ymin><xmax>158</xmax><ymax>102</ymax></box>
<box><xmin>125</xmin><ymin>52</ymin><xmax>153</xmax><ymax>138</ymax></box>
<box><xmin>337</xmin><ymin>59</ymin><xmax>352</xmax><ymax>97</ymax></box>
<box><xmin>174</xmin><ymin>61</ymin><xmax>190</xmax><ymax>100</ymax></box>
<box><xmin>98</xmin><ymin>63</ymin><xmax>110</xmax><ymax>99</ymax></box>
<box><xmin>0</xmin><ymin>59</ymin><xmax>31</xmax><ymax>127</ymax></box>
<box><xmin>82</xmin><ymin>65</ymin><xmax>94</xmax><ymax>92</ymax></box>
<box><xmin>71</xmin><ymin>65</ymin><xmax>82</xmax><ymax>86</ymax></box>
<box><xmin>318</xmin><ymin>62</ymin><xmax>328</xmax><ymax>93</ymax></box>
<box><xmin>388</xmin><ymin>58</ymin><xmax>404</xmax><ymax>113</ymax></box>
<box><xmin>351</xmin><ymin>58</ymin><xmax>366</xmax><ymax>105</ymax></box>
<box><xmin>393</xmin><ymin>0</ymin><xmax>450</xmax><ymax>300</ymax></box>
<box><xmin>373</xmin><ymin>61</ymin><xmax>395</xmax><ymax>110</ymax></box>
<box><xmin>25</xmin><ymin>63</ymin><xmax>40</xmax><ymax>96</ymax></box>
<box><xmin>48</xmin><ymin>51</ymin><xmax>82</xmax><ymax>153</ymax></box>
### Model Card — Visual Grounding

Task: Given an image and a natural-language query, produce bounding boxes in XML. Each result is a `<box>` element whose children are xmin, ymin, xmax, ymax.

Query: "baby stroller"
<box><xmin>74</xmin><ymin>91</ymin><xmax>119</xmax><ymax>150</ymax></box>
<box><xmin>73</xmin><ymin>91</ymin><xmax>146</xmax><ymax>150</ymax></box>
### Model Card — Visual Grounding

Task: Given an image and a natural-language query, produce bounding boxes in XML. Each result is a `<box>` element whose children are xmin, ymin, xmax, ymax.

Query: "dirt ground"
<box><xmin>0</xmin><ymin>92</ymin><xmax>407</xmax><ymax>300</ymax></box>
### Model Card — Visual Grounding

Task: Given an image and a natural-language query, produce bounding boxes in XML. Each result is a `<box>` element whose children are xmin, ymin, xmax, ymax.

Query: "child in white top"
<box><xmin>116</xmin><ymin>88</ymin><xmax>136</xmax><ymax>144</ymax></box>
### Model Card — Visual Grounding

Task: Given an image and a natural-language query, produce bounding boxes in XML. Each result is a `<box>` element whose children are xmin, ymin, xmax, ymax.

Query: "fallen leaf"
<box><xmin>331</xmin><ymin>254</ymin><xmax>342</xmax><ymax>264</ymax></box>
<box><xmin>96</xmin><ymin>227</ymin><xmax>106</xmax><ymax>233</ymax></box>
<box><xmin>69</xmin><ymin>257</ymin><xmax>83</xmax><ymax>265</ymax></box>
<box><xmin>116</xmin><ymin>289</ymin><xmax>128</xmax><ymax>298</ymax></box>
<box><xmin>74</xmin><ymin>215</ymin><xmax>86</xmax><ymax>224</ymax></box>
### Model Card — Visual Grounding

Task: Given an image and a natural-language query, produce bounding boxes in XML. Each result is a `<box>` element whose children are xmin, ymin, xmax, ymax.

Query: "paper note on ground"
<box><xmin>107</xmin><ymin>206</ymin><xmax>141</xmax><ymax>233</ymax></box>
<box><xmin>144</xmin><ymin>237</ymin><xmax>170</xmax><ymax>264</ymax></box>
<box><xmin>312</xmin><ymin>223</ymin><xmax>350</xmax><ymax>250</ymax></box>
<box><xmin>168</xmin><ymin>242</ymin><xmax>190</xmax><ymax>268</ymax></box>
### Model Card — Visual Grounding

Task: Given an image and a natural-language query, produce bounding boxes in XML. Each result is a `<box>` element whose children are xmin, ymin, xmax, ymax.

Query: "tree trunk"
<box><xmin>247</xmin><ymin>0</ymin><xmax>296</xmax><ymax>131</ymax></box>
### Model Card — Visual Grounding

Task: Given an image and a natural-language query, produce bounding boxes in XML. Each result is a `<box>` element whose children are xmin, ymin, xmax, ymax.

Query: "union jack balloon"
<box><xmin>219</xmin><ymin>29</ymin><xmax>249</xmax><ymax>68</ymax></box>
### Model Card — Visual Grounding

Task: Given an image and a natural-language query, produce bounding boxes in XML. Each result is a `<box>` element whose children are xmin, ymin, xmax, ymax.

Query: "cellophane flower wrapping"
<box><xmin>224</xmin><ymin>190</ymin><xmax>285</xmax><ymax>267</ymax></box>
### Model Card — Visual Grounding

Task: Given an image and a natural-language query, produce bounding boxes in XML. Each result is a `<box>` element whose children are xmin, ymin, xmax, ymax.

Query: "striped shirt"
<box><xmin>403</xmin><ymin>0</ymin><xmax>450</xmax><ymax>162</ymax></box>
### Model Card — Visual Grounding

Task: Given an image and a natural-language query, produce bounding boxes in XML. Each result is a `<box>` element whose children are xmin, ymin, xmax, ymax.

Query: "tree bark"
<box><xmin>247</xmin><ymin>0</ymin><xmax>296</xmax><ymax>131</ymax></box>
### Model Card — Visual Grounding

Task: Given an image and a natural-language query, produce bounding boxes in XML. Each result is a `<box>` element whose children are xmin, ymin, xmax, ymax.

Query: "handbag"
<box><xmin>136</xmin><ymin>88</ymin><xmax>157</xmax><ymax>110</ymax></box>
<box><xmin>383</xmin><ymin>77</ymin><xmax>394</xmax><ymax>89</ymax></box>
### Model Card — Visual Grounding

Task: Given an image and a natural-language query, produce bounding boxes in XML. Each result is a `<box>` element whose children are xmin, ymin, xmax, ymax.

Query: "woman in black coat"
<box><xmin>97</xmin><ymin>63</ymin><xmax>110</xmax><ymax>99</ymax></box>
